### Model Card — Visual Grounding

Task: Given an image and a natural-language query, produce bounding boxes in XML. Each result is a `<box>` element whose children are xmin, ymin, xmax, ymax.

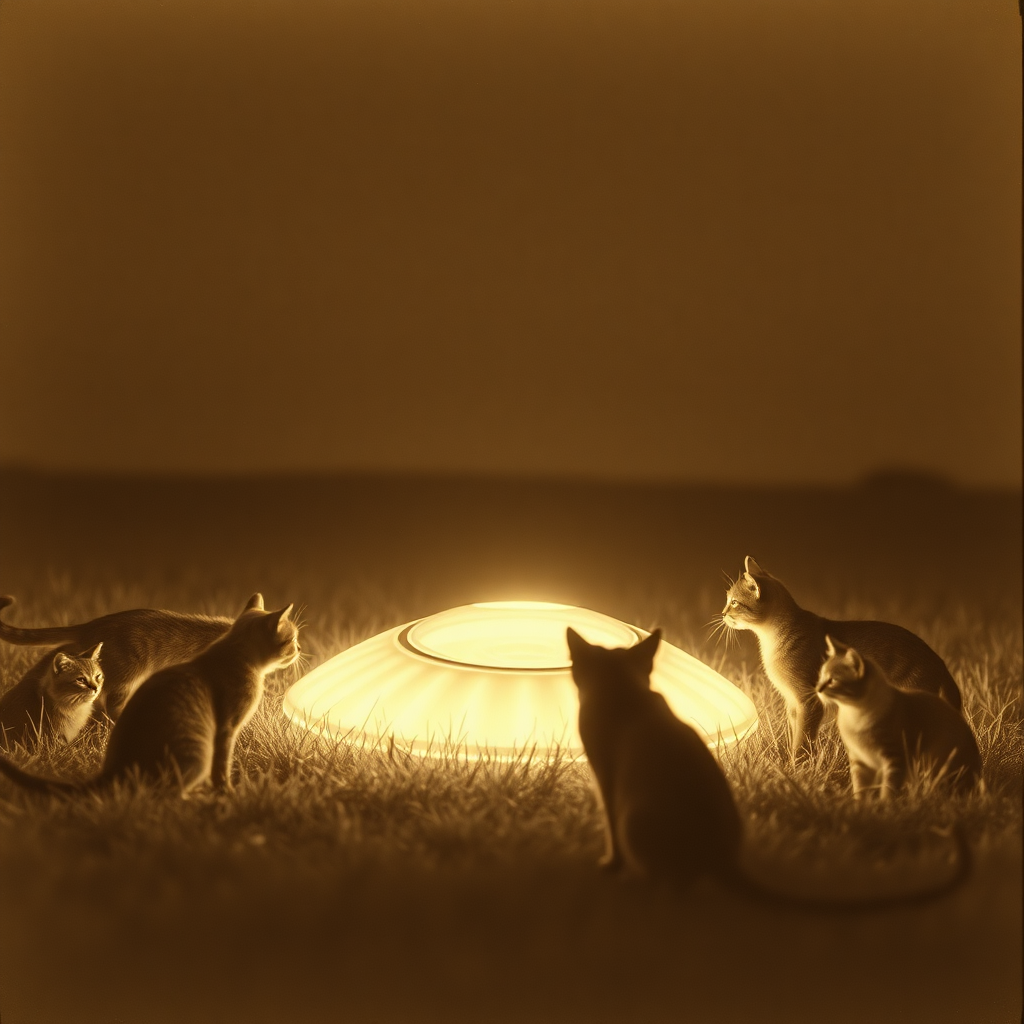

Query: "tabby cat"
<box><xmin>0</xmin><ymin>645</ymin><xmax>104</xmax><ymax>749</ymax></box>
<box><xmin>0</xmin><ymin>595</ymin><xmax>299</xmax><ymax>796</ymax></box>
<box><xmin>817</xmin><ymin>636</ymin><xmax>981</xmax><ymax>797</ymax></box>
<box><xmin>567</xmin><ymin>626</ymin><xmax>969</xmax><ymax>909</ymax></box>
<box><xmin>0</xmin><ymin>595</ymin><xmax>234</xmax><ymax>720</ymax></box>
<box><xmin>721</xmin><ymin>556</ymin><xmax>963</xmax><ymax>759</ymax></box>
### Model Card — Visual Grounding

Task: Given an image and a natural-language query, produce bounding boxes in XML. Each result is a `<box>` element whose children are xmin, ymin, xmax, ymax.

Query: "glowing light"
<box><xmin>282</xmin><ymin>602</ymin><xmax>758</xmax><ymax>758</ymax></box>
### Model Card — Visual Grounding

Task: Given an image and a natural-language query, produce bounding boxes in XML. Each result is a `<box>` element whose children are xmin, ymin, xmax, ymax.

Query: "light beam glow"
<box><xmin>282</xmin><ymin>602</ymin><xmax>758</xmax><ymax>758</ymax></box>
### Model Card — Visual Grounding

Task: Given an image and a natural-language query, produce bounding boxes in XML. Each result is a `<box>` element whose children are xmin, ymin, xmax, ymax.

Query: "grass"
<box><xmin>0</xmin><ymin>473</ymin><xmax>1020</xmax><ymax>1024</ymax></box>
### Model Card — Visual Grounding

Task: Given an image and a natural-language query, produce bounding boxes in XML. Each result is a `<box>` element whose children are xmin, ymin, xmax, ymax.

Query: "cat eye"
<box><xmin>730</xmin><ymin>600</ymin><xmax>739</xmax><ymax>608</ymax></box>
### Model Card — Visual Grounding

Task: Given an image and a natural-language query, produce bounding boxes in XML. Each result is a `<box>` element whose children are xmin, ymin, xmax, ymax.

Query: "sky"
<box><xmin>0</xmin><ymin>0</ymin><xmax>1020</xmax><ymax>487</ymax></box>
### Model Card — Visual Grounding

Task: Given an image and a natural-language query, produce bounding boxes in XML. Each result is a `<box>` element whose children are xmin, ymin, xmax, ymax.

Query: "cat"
<box><xmin>566</xmin><ymin>626</ymin><xmax>970</xmax><ymax>910</ymax></box>
<box><xmin>0</xmin><ymin>595</ymin><xmax>235</xmax><ymax>721</ymax></box>
<box><xmin>816</xmin><ymin>635</ymin><xmax>982</xmax><ymax>798</ymax></box>
<box><xmin>0</xmin><ymin>595</ymin><xmax>299</xmax><ymax>797</ymax></box>
<box><xmin>0</xmin><ymin>644</ymin><xmax>104</xmax><ymax>749</ymax></box>
<box><xmin>720</xmin><ymin>556</ymin><xmax>963</xmax><ymax>759</ymax></box>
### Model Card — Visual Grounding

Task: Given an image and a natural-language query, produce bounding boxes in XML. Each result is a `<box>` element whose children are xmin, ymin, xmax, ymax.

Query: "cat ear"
<box><xmin>843</xmin><ymin>646</ymin><xmax>864</xmax><ymax>677</ymax></box>
<box><xmin>52</xmin><ymin>652</ymin><xmax>74</xmax><ymax>673</ymax></box>
<box><xmin>824</xmin><ymin>635</ymin><xmax>836</xmax><ymax>658</ymax></box>
<box><xmin>631</xmin><ymin>629</ymin><xmax>662</xmax><ymax>672</ymax></box>
<box><xmin>742</xmin><ymin>573</ymin><xmax>761</xmax><ymax>600</ymax></box>
<box><xmin>566</xmin><ymin>627</ymin><xmax>591</xmax><ymax>661</ymax></box>
<box><xmin>266</xmin><ymin>604</ymin><xmax>295</xmax><ymax>636</ymax></box>
<box><xmin>274</xmin><ymin>604</ymin><xmax>295</xmax><ymax>636</ymax></box>
<box><xmin>744</xmin><ymin>556</ymin><xmax>766</xmax><ymax>577</ymax></box>
<box><xmin>83</xmin><ymin>643</ymin><xmax>103</xmax><ymax>661</ymax></box>
<box><xmin>244</xmin><ymin>593</ymin><xmax>265</xmax><ymax>612</ymax></box>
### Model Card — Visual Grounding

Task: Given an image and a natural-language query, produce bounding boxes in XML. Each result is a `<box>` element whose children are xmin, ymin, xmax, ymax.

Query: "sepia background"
<box><xmin>0</xmin><ymin>2</ymin><xmax>1020</xmax><ymax>1023</ymax></box>
<box><xmin>0</xmin><ymin>0</ymin><xmax>1020</xmax><ymax>487</ymax></box>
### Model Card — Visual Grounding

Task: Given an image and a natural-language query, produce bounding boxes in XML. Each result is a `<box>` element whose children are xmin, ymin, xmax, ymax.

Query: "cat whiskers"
<box><xmin>705</xmin><ymin>615</ymin><xmax>735</xmax><ymax>650</ymax></box>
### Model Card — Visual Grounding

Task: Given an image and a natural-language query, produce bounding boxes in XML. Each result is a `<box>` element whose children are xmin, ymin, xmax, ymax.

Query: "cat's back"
<box><xmin>890</xmin><ymin>688</ymin><xmax>982</xmax><ymax>781</ymax></box>
<box><xmin>101</xmin><ymin>662</ymin><xmax>215</xmax><ymax>777</ymax></box>
<box><xmin>824</xmin><ymin>618</ymin><xmax>961</xmax><ymax>708</ymax></box>
<box><xmin>81</xmin><ymin>608</ymin><xmax>230</xmax><ymax>656</ymax></box>
<box><xmin>619</xmin><ymin>694</ymin><xmax>740</xmax><ymax>829</ymax></box>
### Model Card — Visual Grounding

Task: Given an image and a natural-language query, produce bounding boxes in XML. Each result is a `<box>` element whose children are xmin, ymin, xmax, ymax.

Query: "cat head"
<box><xmin>44</xmin><ymin>644</ymin><xmax>104</xmax><ymax>705</ymax></box>
<box><xmin>231</xmin><ymin>598</ymin><xmax>301</xmax><ymax>671</ymax></box>
<box><xmin>566</xmin><ymin>627</ymin><xmax>662</xmax><ymax>696</ymax></box>
<box><xmin>721</xmin><ymin>555</ymin><xmax>791</xmax><ymax>631</ymax></box>
<box><xmin>815</xmin><ymin>636</ymin><xmax>868</xmax><ymax>704</ymax></box>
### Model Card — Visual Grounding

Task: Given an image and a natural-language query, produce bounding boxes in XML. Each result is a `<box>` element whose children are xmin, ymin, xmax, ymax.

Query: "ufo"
<box><xmin>282</xmin><ymin>601</ymin><xmax>758</xmax><ymax>759</ymax></box>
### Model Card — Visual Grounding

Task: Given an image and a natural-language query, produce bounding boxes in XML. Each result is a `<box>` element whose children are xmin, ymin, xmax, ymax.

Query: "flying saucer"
<box><xmin>282</xmin><ymin>601</ymin><xmax>758</xmax><ymax>758</ymax></box>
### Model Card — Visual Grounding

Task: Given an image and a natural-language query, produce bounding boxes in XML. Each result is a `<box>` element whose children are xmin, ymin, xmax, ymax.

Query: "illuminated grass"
<box><xmin>0</xmin><ymin>557</ymin><xmax>1020</xmax><ymax>1023</ymax></box>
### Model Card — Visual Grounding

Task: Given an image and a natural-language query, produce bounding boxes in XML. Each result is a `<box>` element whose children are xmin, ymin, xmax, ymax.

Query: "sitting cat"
<box><xmin>566</xmin><ymin>626</ymin><xmax>970</xmax><ymax>910</ymax></box>
<box><xmin>0</xmin><ymin>645</ymin><xmax>104</xmax><ymax>749</ymax></box>
<box><xmin>0</xmin><ymin>595</ymin><xmax>299</xmax><ymax>797</ymax></box>
<box><xmin>816</xmin><ymin>636</ymin><xmax>981</xmax><ymax>798</ymax></box>
<box><xmin>721</xmin><ymin>556</ymin><xmax>963</xmax><ymax>759</ymax></box>
<box><xmin>0</xmin><ymin>595</ymin><xmax>235</xmax><ymax>720</ymax></box>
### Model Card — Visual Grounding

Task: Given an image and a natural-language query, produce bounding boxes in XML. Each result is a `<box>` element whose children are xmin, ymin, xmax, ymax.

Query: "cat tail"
<box><xmin>723</xmin><ymin>825</ymin><xmax>971</xmax><ymax>914</ymax></box>
<box><xmin>0</xmin><ymin>598</ymin><xmax>84</xmax><ymax>646</ymax></box>
<box><xmin>0</xmin><ymin>754</ymin><xmax>88</xmax><ymax>797</ymax></box>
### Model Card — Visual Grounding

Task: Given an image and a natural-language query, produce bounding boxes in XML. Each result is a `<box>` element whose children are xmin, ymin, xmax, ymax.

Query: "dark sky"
<box><xmin>0</xmin><ymin>0</ymin><xmax>1019</xmax><ymax>486</ymax></box>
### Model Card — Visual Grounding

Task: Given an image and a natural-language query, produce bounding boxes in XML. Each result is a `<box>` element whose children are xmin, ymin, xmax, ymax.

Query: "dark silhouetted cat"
<box><xmin>817</xmin><ymin>636</ymin><xmax>981</xmax><ymax>798</ymax></box>
<box><xmin>721</xmin><ymin>556</ymin><xmax>963</xmax><ymax>759</ymax></box>
<box><xmin>0</xmin><ymin>595</ymin><xmax>299</xmax><ymax>797</ymax></box>
<box><xmin>566</xmin><ymin>626</ymin><xmax>969</xmax><ymax>910</ymax></box>
<box><xmin>0</xmin><ymin>645</ymin><xmax>104</xmax><ymax>749</ymax></box>
<box><xmin>0</xmin><ymin>596</ymin><xmax>234</xmax><ymax>720</ymax></box>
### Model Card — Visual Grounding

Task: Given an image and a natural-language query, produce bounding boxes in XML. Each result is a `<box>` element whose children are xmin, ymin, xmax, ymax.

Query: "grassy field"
<box><xmin>0</xmin><ymin>471</ymin><xmax>1020</xmax><ymax>1024</ymax></box>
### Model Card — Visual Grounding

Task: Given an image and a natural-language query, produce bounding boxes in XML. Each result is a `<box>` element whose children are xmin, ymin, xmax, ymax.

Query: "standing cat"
<box><xmin>0</xmin><ymin>595</ymin><xmax>234</xmax><ymax>720</ymax></box>
<box><xmin>721</xmin><ymin>556</ymin><xmax>963</xmax><ymax>759</ymax></box>
<box><xmin>817</xmin><ymin>636</ymin><xmax>981</xmax><ymax>798</ymax></box>
<box><xmin>0</xmin><ymin>595</ymin><xmax>299</xmax><ymax>796</ymax></box>
<box><xmin>0</xmin><ymin>645</ymin><xmax>104</xmax><ymax>749</ymax></box>
<box><xmin>566</xmin><ymin>626</ymin><xmax>969</xmax><ymax>909</ymax></box>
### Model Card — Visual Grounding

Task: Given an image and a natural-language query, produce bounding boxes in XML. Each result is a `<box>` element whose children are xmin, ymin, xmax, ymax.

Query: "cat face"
<box><xmin>566</xmin><ymin>628</ymin><xmax>662</xmax><ymax>694</ymax></box>
<box><xmin>721</xmin><ymin>556</ymin><xmax>775</xmax><ymax>631</ymax></box>
<box><xmin>815</xmin><ymin>636</ymin><xmax>867</xmax><ymax>705</ymax></box>
<box><xmin>44</xmin><ymin>644</ymin><xmax>104</xmax><ymax>705</ymax></box>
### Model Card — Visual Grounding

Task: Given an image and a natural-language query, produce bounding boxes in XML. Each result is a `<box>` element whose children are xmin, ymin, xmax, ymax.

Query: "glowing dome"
<box><xmin>282</xmin><ymin>602</ymin><xmax>758</xmax><ymax>758</ymax></box>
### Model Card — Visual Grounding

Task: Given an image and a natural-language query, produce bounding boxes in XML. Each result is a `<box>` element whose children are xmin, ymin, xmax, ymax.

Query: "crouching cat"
<box><xmin>721</xmin><ymin>556</ymin><xmax>963</xmax><ymax>760</ymax></box>
<box><xmin>816</xmin><ymin>636</ymin><xmax>982</xmax><ymax>798</ymax></box>
<box><xmin>0</xmin><ymin>595</ymin><xmax>299</xmax><ymax>797</ymax></box>
<box><xmin>0</xmin><ymin>645</ymin><xmax>104</xmax><ymax>749</ymax></box>
<box><xmin>0</xmin><ymin>595</ymin><xmax>235</xmax><ymax>723</ymax></box>
<box><xmin>567</xmin><ymin>626</ymin><xmax>970</xmax><ymax>910</ymax></box>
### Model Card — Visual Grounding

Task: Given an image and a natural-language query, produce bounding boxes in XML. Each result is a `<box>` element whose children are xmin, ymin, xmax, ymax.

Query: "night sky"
<box><xmin>0</xmin><ymin>0</ymin><xmax>1019</xmax><ymax>487</ymax></box>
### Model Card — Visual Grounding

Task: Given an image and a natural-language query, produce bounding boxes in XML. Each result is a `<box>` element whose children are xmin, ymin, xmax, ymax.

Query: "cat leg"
<box><xmin>599</xmin><ymin>819</ymin><xmax>624</xmax><ymax>871</ymax></box>
<box><xmin>591</xmin><ymin>776</ymin><xmax>623</xmax><ymax>871</ymax></box>
<box><xmin>787</xmin><ymin>697</ymin><xmax>824</xmax><ymax>761</ymax></box>
<box><xmin>878</xmin><ymin>759</ymin><xmax>906</xmax><ymax>800</ymax></box>
<box><xmin>849</xmin><ymin>759</ymin><xmax>877</xmax><ymax>798</ymax></box>
<box><xmin>211</xmin><ymin>726</ymin><xmax>239</xmax><ymax>793</ymax></box>
<box><xmin>99</xmin><ymin>678</ymin><xmax>142</xmax><ymax>722</ymax></box>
